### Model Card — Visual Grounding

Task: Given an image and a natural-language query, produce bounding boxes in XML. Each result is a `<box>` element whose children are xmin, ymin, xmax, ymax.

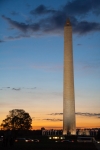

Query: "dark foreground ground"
<box><xmin>0</xmin><ymin>142</ymin><xmax>98</xmax><ymax>150</ymax></box>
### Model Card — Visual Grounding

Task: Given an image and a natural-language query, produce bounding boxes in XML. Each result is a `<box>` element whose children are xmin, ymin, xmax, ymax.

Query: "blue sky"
<box><xmin>0</xmin><ymin>0</ymin><xmax>100</xmax><ymax>129</ymax></box>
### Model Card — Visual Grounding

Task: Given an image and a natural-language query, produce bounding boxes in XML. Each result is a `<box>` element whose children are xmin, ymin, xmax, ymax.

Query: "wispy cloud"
<box><xmin>3</xmin><ymin>87</ymin><xmax>10</xmax><ymax>89</ymax></box>
<box><xmin>2</xmin><ymin>15</ymin><xmax>39</xmax><ymax>32</ymax></box>
<box><xmin>48</xmin><ymin>112</ymin><xmax>100</xmax><ymax>118</ymax></box>
<box><xmin>32</xmin><ymin>112</ymin><xmax>100</xmax><ymax>123</ymax></box>
<box><xmin>4</xmin><ymin>34</ymin><xmax>31</xmax><ymax>41</ymax></box>
<box><xmin>43</xmin><ymin>118</ymin><xmax>62</xmax><ymax>122</ymax></box>
<box><xmin>12</xmin><ymin>88</ymin><xmax>21</xmax><ymax>91</ymax></box>
<box><xmin>48</xmin><ymin>113</ymin><xmax>63</xmax><ymax>115</ymax></box>
<box><xmin>76</xmin><ymin>112</ymin><xmax>100</xmax><ymax>118</ymax></box>
<box><xmin>1</xmin><ymin>87</ymin><xmax>37</xmax><ymax>91</ymax></box>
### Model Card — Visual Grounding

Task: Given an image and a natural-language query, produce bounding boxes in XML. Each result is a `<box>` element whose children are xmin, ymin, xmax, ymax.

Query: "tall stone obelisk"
<box><xmin>63</xmin><ymin>19</ymin><xmax>76</xmax><ymax>135</ymax></box>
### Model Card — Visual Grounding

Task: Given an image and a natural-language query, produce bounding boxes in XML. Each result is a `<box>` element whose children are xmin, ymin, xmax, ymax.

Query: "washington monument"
<box><xmin>63</xmin><ymin>19</ymin><xmax>76</xmax><ymax>135</ymax></box>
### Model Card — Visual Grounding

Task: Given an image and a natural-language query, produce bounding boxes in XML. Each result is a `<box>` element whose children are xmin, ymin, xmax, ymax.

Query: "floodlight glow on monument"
<box><xmin>63</xmin><ymin>18</ymin><xmax>76</xmax><ymax>135</ymax></box>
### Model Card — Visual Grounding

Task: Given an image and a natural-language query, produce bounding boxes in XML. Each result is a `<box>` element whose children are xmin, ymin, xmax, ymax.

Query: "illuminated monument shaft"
<box><xmin>63</xmin><ymin>19</ymin><xmax>76</xmax><ymax>135</ymax></box>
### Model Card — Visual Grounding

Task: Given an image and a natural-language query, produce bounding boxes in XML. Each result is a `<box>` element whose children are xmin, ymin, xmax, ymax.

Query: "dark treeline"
<box><xmin>0</xmin><ymin>130</ymin><xmax>42</xmax><ymax>139</ymax></box>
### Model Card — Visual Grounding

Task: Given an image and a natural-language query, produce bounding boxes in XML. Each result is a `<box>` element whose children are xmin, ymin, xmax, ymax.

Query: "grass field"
<box><xmin>0</xmin><ymin>142</ymin><xmax>98</xmax><ymax>150</ymax></box>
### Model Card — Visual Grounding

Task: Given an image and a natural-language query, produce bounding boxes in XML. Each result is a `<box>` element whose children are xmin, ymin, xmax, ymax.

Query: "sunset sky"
<box><xmin>0</xmin><ymin>0</ymin><xmax>100</xmax><ymax>130</ymax></box>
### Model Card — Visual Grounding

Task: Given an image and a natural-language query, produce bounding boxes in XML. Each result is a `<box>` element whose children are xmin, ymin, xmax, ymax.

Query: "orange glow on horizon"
<box><xmin>0</xmin><ymin>114</ymin><xmax>100</xmax><ymax>130</ymax></box>
<box><xmin>32</xmin><ymin>116</ymin><xmax>100</xmax><ymax>130</ymax></box>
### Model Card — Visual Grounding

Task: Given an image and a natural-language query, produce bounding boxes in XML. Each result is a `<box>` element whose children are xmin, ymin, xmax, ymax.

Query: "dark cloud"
<box><xmin>2</xmin><ymin>15</ymin><xmax>40</xmax><ymax>33</ymax></box>
<box><xmin>2</xmin><ymin>14</ymin><xmax>100</xmax><ymax>38</ymax></box>
<box><xmin>64</xmin><ymin>0</ymin><xmax>100</xmax><ymax>16</ymax></box>
<box><xmin>43</xmin><ymin>11</ymin><xmax>67</xmax><ymax>32</ymax></box>
<box><xmin>76</xmin><ymin>112</ymin><xmax>100</xmax><ymax>118</ymax></box>
<box><xmin>73</xmin><ymin>21</ymin><xmax>100</xmax><ymax>35</ymax></box>
<box><xmin>5</xmin><ymin>34</ymin><xmax>31</xmax><ymax>41</ymax></box>
<box><xmin>43</xmin><ymin>118</ymin><xmax>62</xmax><ymax>122</ymax></box>
<box><xmin>2</xmin><ymin>87</ymin><xmax>36</xmax><ymax>90</ymax></box>
<box><xmin>30</xmin><ymin>0</ymin><xmax>100</xmax><ymax>16</ymax></box>
<box><xmin>30</xmin><ymin>4</ymin><xmax>55</xmax><ymax>15</ymax></box>
<box><xmin>48</xmin><ymin>113</ymin><xmax>63</xmax><ymax>115</ymax></box>
<box><xmin>2</xmin><ymin>15</ymin><xmax>29</xmax><ymax>32</ymax></box>
<box><xmin>77</xmin><ymin>44</ymin><xmax>82</xmax><ymax>46</ymax></box>
<box><xmin>0</xmin><ymin>40</ymin><xmax>4</xmax><ymax>43</ymax></box>
<box><xmin>30</xmin><ymin>0</ymin><xmax>100</xmax><ymax>35</ymax></box>
<box><xmin>1</xmin><ymin>0</ymin><xmax>100</xmax><ymax>42</ymax></box>
<box><xmin>48</xmin><ymin>112</ymin><xmax>100</xmax><ymax>118</ymax></box>
<box><xmin>12</xmin><ymin>88</ymin><xmax>21</xmax><ymax>91</ymax></box>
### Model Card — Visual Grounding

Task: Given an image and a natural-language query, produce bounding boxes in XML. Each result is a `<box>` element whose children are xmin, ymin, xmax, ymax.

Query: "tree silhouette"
<box><xmin>1</xmin><ymin>109</ymin><xmax>32</xmax><ymax>130</ymax></box>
